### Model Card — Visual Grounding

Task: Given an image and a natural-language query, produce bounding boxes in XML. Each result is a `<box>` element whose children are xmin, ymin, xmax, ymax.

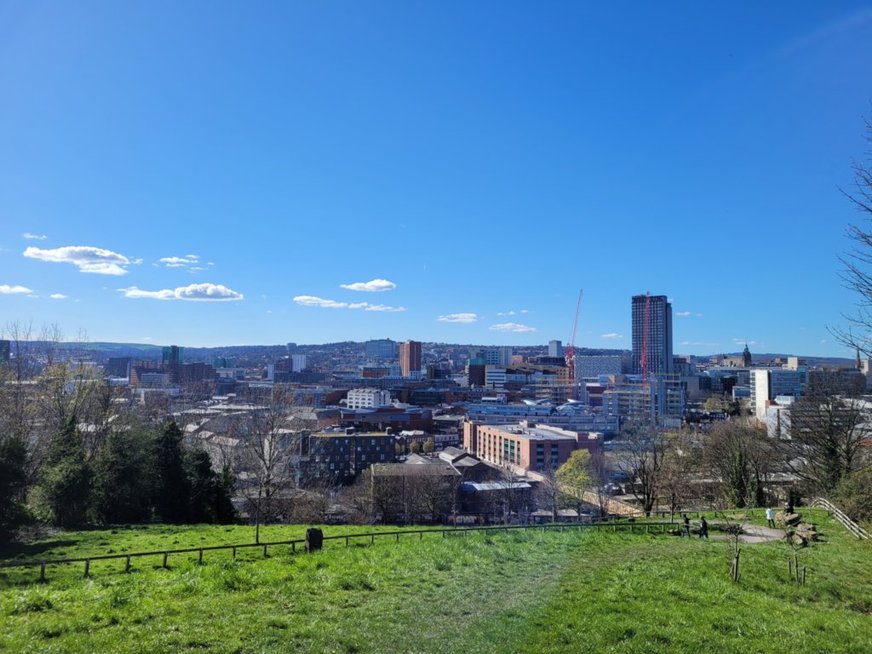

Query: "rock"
<box><xmin>776</xmin><ymin>511</ymin><xmax>801</xmax><ymax>526</ymax></box>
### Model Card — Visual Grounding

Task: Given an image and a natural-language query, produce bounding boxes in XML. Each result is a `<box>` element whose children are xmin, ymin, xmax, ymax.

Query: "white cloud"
<box><xmin>22</xmin><ymin>232</ymin><xmax>47</xmax><ymax>240</ymax></box>
<box><xmin>119</xmin><ymin>283</ymin><xmax>244</xmax><ymax>302</ymax></box>
<box><xmin>49</xmin><ymin>293</ymin><xmax>67</xmax><ymax>300</ymax></box>
<box><xmin>361</xmin><ymin>303</ymin><xmax>405</xmax><ymax>312</ymax></box>
<box><xmin>294</xmin><ymin>295</ymin><xmax>405</xmax><ymax>312</ymax></box>
<box><xmin>601</xmin><ymin>333</ymin><xmax>623</xmax><ymax>339</ymax></box>
<box><xmin>0</xmin><ymin>284</ymin><xmax>34</xmax><ymax>295</ymax></box>
<box><xmin>489</xmin><ymin>322</ymin><xmax>537</xmax><ymax>333</ymax></box>
<box><xmin>680</xmin><ymin>341</ymin><xmax>720</xmax><ymax>347</ymax></box>
<box><xmin>294</xmin><ymin>295</ymin><xmax>349</xmax><ymax>309</ymax></box>
<box><xmin>497</xmin><ymin>311</ymin><xmax>516</xmax><ymax>316</ymax></box>
<box><xmin>24</xmin><ymin>245</ymin><xmax>132</xmax><ymax>275</ymax></box>
<box><xmin>676</xmin><ymin>311</ymin><xmax>692</xmax><ymax>317</ymax></box>
<box><xmin>158</xmin><ymin>255</ymin><xmax>200</xmax><ymax>268</ymax></box>
<box><xmin>438</xmin><ymin>313</ymin><xmax>478</xmax><ymax>323</ymax></box>
<box><xmin>339</xmin><ymin>278</ymin><xmax>397</xmax><ymax>293</ymax></box>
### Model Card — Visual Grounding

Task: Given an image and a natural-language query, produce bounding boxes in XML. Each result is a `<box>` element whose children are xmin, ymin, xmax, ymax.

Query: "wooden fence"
<box><xmin>811</xmin><ymin>497</ymin><xmax>870</xmax><ymax>540</ymax></box>
<box><xmin>0</xmin><ymin>520</ymin><xmax>676</xmax><ymax>584</ymax></box>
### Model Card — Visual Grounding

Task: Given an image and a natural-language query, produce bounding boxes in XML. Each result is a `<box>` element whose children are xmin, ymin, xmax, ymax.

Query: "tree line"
<box><xmin>0</xmin><ymin>329</ymin><xmax>235</xmax><ymax>535</ymax></box>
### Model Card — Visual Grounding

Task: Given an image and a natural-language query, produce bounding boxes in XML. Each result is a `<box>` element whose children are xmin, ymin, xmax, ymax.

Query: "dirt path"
<box><xmin>708</xmin><ymin>523</ymin><xmax>784</xmax><ymax>544</ymax></box>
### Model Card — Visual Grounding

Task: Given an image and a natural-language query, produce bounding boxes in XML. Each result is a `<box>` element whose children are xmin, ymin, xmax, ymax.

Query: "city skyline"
<box><xmin>2</xmin><ymin>3</ymin><xmax>872</xmax><ymax>355</ymax></box>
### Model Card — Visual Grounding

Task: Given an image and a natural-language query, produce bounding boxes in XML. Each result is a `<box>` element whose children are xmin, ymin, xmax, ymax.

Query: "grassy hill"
<box><xmin>1</xmin><ymin>511</ymin><xmax>870</xmax><ymax>653</ymax></box>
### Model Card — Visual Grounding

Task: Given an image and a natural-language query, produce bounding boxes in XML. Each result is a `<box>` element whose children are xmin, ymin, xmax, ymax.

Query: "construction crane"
<box><xmin>564</xmin><ymin>289</ymin><xmax>583</xmax><ymax>399</ymax></box>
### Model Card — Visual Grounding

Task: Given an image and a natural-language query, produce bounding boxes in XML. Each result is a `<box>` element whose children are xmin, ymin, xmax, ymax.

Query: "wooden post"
<box><xmin>419</xmin><ymin>531</ymin><xmax>423</xmax><ymax>540</ymax></box>
<box><xmin>162</xmin><ymin>552</ymin><xmax>168</xmax><ymax>568</ymax></box>
<box><xmin>263</xmin><ymin>544</ymin><xmax>268</xmax><ymax>557</ymax></box>
<box><xmin>346</xmin><ymin>536</ymin><xmax>350</xmax><ymax>547</ymax></box>
<box><xmin>291</xmin><ymin>542</ymin><xmax>295</xmax><ymax>553</ymax></box>
<box><xmin>232</xmin><ymin>547</ymin><xmax>236</xmax><ymax>560</ymax></box>
<box><xmin>396</xmin><ymin>533</ymin><xmax>400</xmax><ymax>542</ymax></box>
<box><xmin>198</xmin><ymin>549</ymin><xmax>203</xmax><ymax>565</ymax></box>
<box><xmin>84</xmin><ymin>559</ymin><xmax>90</xmax><ymax>578</ymax></box>
<box><xmin>125</xmin><ymin>556</ymin><xmax>131</xmax><ymax>573</ymax></box>
<box><xmin>39</xmin><ymin>561</ymin><xmax>46</xmax><ymax>582</ymax></box>
<box><xmin>371</xmin><ymin>534</ymin><xmax>375</xmax><ymax>545</ymax></box>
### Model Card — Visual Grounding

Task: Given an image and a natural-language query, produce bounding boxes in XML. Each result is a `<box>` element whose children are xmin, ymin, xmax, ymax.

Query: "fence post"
<box><xmin>84</xmin><ymin>559</ymin><xmax>90</xmax><ymax>578</ymax></box>
<box><xmin>125</xmin><ymin>556</ymin><xmax>131</xmax><ymax>573</ymax></box>
<box><xmin>39</xmin><ymin>561</ymin><xmax>46</xmax><ymax>582</ymax></box>
<box><xmin>263</xmin><ymin>544</ymin><xmax>268</xmax><ymax>558</ymax></box>
<box><xmin>162</xmin><ymin>552</ymin><xmax>168</xmax><ymax>568</ymax></box>
<box><xmin>232</xmin><ymin>547</ymin><xmax>237</xmax><ymax>560</ymax></box>
<box><xmin>198</xmin><ymin>549</ymin><xmax>203</xmax><ymax>565</ymax></box>
<box><xmin>290</xmin><ymin>543</ymin><xmax>295</xmax><ymax>554</ymax></box>
<box><xmin>346</xmin><ymin>536</ymin><xmax>350</xmax><ymax>547</ymax></box>
<box><xmin>371</xmin><ymin>534</ymin><xmax>375</xmax><ymax>545</ymax></box>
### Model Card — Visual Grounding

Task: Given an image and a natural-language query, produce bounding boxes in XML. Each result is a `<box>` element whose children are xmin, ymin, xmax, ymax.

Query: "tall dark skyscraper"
<box><xmin>631</xmin><ymin>294</ymin><xmax>673</xmax><ymax>376</ymax></box>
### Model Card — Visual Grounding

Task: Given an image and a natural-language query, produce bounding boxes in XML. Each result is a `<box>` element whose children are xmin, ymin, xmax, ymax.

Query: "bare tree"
<box><xmin>659</xmin><ymin>431</ymin><xmax>698</xmax><ymax>519</ymax></box>
<box><xmin>786</xmin><ymin>391</ymin><xmax>871</xmax><ymax>494</ymax></box>
<box><xmin>703</xmin><ymin>422</ymin><xmax>776</xmax><ymax>508</ymax></box>
<box><xmin>835</xmin><ymin>118</ymin><xmax>872</xmax><ymax>355</ymax></box>
<box><xmin>614</xmin><ymin>421</ymin><xmax>669</xmax><ymax>516</ymax></box>
<box><xmin>233</xmin><ymin>397</ymin><xmax>305</xmax><ymax>542</ymax></box>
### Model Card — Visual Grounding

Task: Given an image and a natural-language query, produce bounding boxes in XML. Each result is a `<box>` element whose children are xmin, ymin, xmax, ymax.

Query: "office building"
<box><xmin>162</xmin><ymin>345</ymin><xmax>183</xmax><ymax>366</ymax></box>
<box><xmin>399</xmin><ymin>340</ymin><xmax>422</xmax><ymax>377</ymax></box>
<box><xmin>365</xmin><ymin>339</ymin><xmax>398</xmax><ymax>359</ymax></box>
<box><xmin>631</xmin><ymin>294</ymin><xmax>673</xmax><ymax>376</ymax></box>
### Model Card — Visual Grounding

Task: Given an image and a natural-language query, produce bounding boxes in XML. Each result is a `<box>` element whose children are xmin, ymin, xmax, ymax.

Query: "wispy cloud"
<box><xmin>676</xmin><ymin>311</ymin><xmax>691</xmax><ymax>317</ymax></box>
<box><xmin>24</xmin><ymin>245</ymin><xmax>133</xmax><ymax>275</ymax></box>
<box><xmin>49</xmin><ymin>293</ymin><xmax>67</xmax><ymax>300</ymax></box>
<box><xmin>601</xmin><ymin>332</ymin><xmax>623</xmax><ymax>339</ymax></box>
<box><xmin>0</xmin><ymin>284</ymin><xmax>34</xmax><ymax>295</ymax></box>
<box><xmin>680</xmin><ymin>341</ymin><xmax>720</xmax><ymax>347</ymax></box>
<box><xmin>22</xmin><ymin>232</ymin><xmax>47</xmax><ymax>240</ymax></box>
<box><xmin>119</xmin><ymin>283</ymin><xmax>244</xmax><ymax>302</ymax></box>
<box><xmin>438</xmin><ymin>313</ymin><xmax>478</xmax><ymax>323</ymax></box>
<box><xmin>158</xmin><ymin>254</ymin><xmax>200</xmax><ymax>268</ymax></box>
<box><xmin>497</xmin><ymin>310</ymin><xmax>516</xmax><ymax>316</ymax></box>
<box><xmin>489</xmin><ymin>322</ymin><xmax>536</xmax><ymax>333</ymax></box>
<box><xmin>294</xmin><ymin>295</ymin><xmax>405</xmax><ymax>312</ymax></box>
<box><xmin>732</xmin><ymin>338</ymin><xmax>756</xmax><ymax>346</ymax></box>
<box><xmin>339</xmin><ymin>279</ymin><xmax>396</xmax><ymax>293</ymax></box>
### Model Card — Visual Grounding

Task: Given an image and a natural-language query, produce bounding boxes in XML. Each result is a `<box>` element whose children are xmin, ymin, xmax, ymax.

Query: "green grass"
<box><xmin>0</xmin><ymin>513</ymin><xmax>870</xmax><ymax>653</ymax></box>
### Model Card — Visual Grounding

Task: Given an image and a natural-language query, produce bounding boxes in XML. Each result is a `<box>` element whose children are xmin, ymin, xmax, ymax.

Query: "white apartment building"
<box><xmin>345</xmin><ymin>388</ymin><xmax>392</xmax><ymax>409</ymax></box>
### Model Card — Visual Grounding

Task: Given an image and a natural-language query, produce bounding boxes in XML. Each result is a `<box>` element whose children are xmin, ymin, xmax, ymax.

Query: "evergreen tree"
<box><xmin>36</xmin><ymin>416</ymin><xmax>90</xmax><ymax>527</ymax></box>
<box><xmin>0</xmin><ymin>435</ymin><xmax>28</xmax><ymax>533</ymax></box>
<box><xmin>214</xmin><ymin>463</ymin><xmax>237</xmax><ymax>524</ymax></box>
<box><xmin>185</xmin><ymin>447</ymin><xmax>218</xmax><ymax>523</ymax></box>
<box><xmin>152</xmin><ymin>421</ymin><xmax>190</xmax><ymax>523</ymax></box>
<box><xmin>90</xmin><ymin>426</ymin><xmax>154</xmax><ymax>524</ymax></box>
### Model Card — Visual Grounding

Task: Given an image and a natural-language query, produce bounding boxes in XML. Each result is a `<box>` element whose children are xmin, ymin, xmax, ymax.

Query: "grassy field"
<box><xmin>1</xmin><ymin>510</ymin><xmax>870</xmax><ymax>653</ymax></box>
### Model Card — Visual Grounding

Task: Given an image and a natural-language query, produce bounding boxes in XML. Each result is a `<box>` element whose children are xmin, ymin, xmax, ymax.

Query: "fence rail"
<box><xmin>0</xmin><ymin>520</ymin><xmax>675</xmax><ymax>583</ymax></box>
<box><xmin>811</xmin><ymin>497</ymin><xmax>870</xmax><ymax>540</ymax></box>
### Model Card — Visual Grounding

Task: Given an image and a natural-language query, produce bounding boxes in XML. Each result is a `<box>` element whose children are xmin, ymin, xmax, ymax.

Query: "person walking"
<box><xmin>699</xmin><ymin>515</ymin><xmax>709</xmax><ymax>539</ymax></box>
<box><xmin>766</xmin><ymin>506</ymin><xmax>775</xmax><ymax>528</ymax></box>
<box><xmin>682</xmin><ymin>513</ymin><xmax>691</xmax><ymax>537</ymax></box>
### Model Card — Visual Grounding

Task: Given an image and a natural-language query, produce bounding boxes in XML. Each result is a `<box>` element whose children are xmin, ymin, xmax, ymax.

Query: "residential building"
<box><xmin>548</xmin><ymin>340</ymin><xmax>564</xmax><ymax>358</ymax></box>
<box><xmin>631</xmin><ymin>294</ymin><xmax>673</xmax><ymax>376</ymax></box>
<box><xmin>301</xmin><ymin>428</ymin><xmax>396</xmax><ymax>483</ymax></box>
<box><xmin>346</xmin><ymin>388</ymin><xmax>392</xmax><ymax>409</ymax></box>
<box><xmin>399</xmin><ymin>340</ymin><xmax>422</xmax><ymax>377</ymax></box>
<box><xmin>462</xmin><ymin>421</ymin><xmax>601</xmax><ymax>474</ymax></box>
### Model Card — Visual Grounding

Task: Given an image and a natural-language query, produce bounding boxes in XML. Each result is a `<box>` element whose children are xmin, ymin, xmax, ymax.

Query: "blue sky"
<box><xmin>2</xmin><ymin>2</ymin><xmax>872</xmax><ymax>355</ymax></box>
